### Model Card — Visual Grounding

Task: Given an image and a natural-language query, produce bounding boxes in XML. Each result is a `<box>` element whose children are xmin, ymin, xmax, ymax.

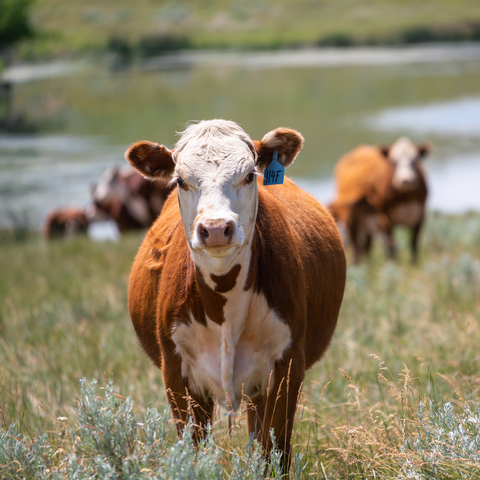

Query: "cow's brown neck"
<box><xmin>193</xmin><ymin>263</ymin><xmax>242</xmax><ymax>326</ymax></box>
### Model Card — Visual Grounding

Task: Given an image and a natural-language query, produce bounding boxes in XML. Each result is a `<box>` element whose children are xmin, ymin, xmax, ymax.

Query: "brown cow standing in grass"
<box><xmin>87</xmin><ymin>165</ymin><xmax>174</xmax><ymax>233</ymax></box>
<box><xmin>126</xmin><ymin>120</ymin><xmax>346</xmax><ymax>473</ymax></box>
<box><xmin>42</xmin><ymin>207</ymin><xmax>89</xmax><ymax>240</ymax></box>
<box><xmin>328</xmin><ymin>137</ymin><xmax>429</xmax><ymax>264</ymax></box>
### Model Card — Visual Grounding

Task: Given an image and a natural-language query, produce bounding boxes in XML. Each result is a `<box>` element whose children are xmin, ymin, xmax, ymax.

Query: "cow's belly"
<box><xmin>171</xmin><ymin>292</ymin><xmax>291</xmax><ymax>410</ymax></box>
<box><xmin>388</xmin><ymin>201</ymin><xmax>424</xmax><ymax>228</ymax></box>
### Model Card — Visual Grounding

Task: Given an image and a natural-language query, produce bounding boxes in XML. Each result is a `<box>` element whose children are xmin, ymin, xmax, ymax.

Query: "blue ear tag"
<box><xmin>263</xmin><ymin>149</ymin><xmax>285</xmax><ymax>186</ymax></box>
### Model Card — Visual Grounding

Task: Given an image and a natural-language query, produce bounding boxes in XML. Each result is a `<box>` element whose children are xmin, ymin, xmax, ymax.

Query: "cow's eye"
<box><xmin>246</xmin><ymin>172</ymin><xmax>255</xmax><ymax>183</ymax></box>
<box><xmin>177</xmin><ymin>178</ymin><xmax>185</xmax><ymax>187</ymax></box>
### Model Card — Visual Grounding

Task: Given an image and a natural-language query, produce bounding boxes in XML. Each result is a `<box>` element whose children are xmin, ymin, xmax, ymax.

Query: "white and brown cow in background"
<box><xmin>87</xmin><ymin>165</ymin><xmax>174</xmax><ymax>233</ymax></box>
<box><xmin>328</xmin><ymin>137</ymin><xmax>429</xmax><ymax>263</ymax></box>
<box><xmin>126</xmin><ymin>120</ymin><xmax>346</xmax><ymax>472</ymax></box>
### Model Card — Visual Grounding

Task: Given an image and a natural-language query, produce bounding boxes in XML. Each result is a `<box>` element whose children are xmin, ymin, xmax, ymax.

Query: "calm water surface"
<box><xmin>1</xmin><ymin>44</ymin><xmax>480</xmax><ymax>229</ymax></box>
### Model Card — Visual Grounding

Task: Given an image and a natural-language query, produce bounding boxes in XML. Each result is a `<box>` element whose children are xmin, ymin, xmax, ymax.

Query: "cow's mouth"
<box><xmin>202</xmin><ymin>245</ymin><xmax>237</xmax><ymax>257</ymax></box>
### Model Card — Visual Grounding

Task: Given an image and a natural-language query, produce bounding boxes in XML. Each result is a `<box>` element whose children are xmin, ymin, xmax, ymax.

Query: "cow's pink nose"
<box><xmin>198</xmin><ymin>220</ymin><xmax>235</xmax><ymax>247</ymax></box>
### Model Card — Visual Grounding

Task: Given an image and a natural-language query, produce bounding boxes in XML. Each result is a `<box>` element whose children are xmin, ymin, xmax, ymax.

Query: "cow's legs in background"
<box><xmin>376</xmin><ymin>214</ymin><xmax>396</xmax><ymax>260</ymax></box>
<box><xmin>410</xmin><ymin>221</ymin><xmax>423</xmax><ymax>264</ymax></box>
<box><xmin>384</xmin><ymin>229</ymin><xmax>396</xmax><ymax>259</ymax></box>
<box><xmin>246</xmin><ymin>356</ymin><xmax>305</xmax><ymax>474</ymax></box>
<box><xmin>348</xmin><ymin>222</ymin><xmax>363</xmax><ymax>264</ymax></box>
<box><xmin>364</xmin><ymin>234</ymin><xmax>373</xmax><ymax>258</ymax></box>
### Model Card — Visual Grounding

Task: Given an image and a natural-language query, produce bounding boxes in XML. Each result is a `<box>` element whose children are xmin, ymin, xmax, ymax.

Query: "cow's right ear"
<box><xmin>379</xmin><ymin>145</ymin><xmax>391</xmax><ymax>158</ymax></box>
<box><xmin>125</xmin><ymin>141</ymin><xmax>175</xmax><ymax>179</ymax></box>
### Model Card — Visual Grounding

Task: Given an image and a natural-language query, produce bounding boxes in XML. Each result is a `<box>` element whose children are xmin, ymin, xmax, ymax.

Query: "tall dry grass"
<box><xmin>1</xmin><ymin>211</ymin><xmax>480</xmax><ymax>478</ymax></box>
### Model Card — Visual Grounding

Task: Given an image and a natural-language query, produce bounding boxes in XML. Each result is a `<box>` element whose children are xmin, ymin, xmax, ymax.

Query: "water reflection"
<box><xmin>1</xmin><ymin>44</ymin><xmax>480</xmax><ymax>230</ymax></box>
<box><xmin>367</xmin><ymin>96</ymin><xmax>480</xmax><ymax>137</ymax></box>
<box><xmin>301</xmin><ymin>95</ymin><xmax>480</xmax><ymax>214</ymax></box>
<box><xmin>0</xmin><ymin>134</ymin><xmax>124</xmax><ymax>228</ymax></box>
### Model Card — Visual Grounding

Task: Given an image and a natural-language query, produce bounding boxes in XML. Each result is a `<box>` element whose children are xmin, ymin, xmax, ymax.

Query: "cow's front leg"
<box><xmin>377</xmin><ymin>213</ymin><xmax>396</xmax><ymax>259</ymax></box>
<box><xmin>165</xmin><ymin>384</ymin><xmax>215</xmax><ymax>441</ymax></box>
<box><xmin>246</xmin><ymin>354</ymin><xmax>305</xmax><ymax>474</ymax></box>
<box><xmin>161</xmin><ymin>350</ymin><xmax>215</xmax><ymax>441</ymax></box>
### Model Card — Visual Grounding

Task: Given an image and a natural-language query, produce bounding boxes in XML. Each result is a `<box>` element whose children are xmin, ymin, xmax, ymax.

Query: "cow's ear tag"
<box><xmin>263</xmin><ymin>150</ymin><xmax>285</xmax><ymax>186</ymax></box>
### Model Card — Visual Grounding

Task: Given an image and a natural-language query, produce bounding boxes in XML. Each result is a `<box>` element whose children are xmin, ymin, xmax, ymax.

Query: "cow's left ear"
<box><xmin>125</xmin><ymin>141</ymin><xmax>175</xmax><ymax>179</ymax></box>
<box><xmin>417</xmin><ymin>143</ymin><xmax>430</xmax><ymax>158</ymax></box>
<box><xmin>253</xmin><ymin>128</ymin><xmax>304</xmax><ymax>172</ymax></box>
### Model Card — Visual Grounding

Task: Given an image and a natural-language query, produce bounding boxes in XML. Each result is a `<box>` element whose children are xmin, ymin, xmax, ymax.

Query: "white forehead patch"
<box><xmin>388</xmin><ymin>137</ymin><xmax>418</xmax><ymax>164</ymax></box>
<box><xmin>388</xmin><ymin>137</ymin><xmax>421</xmax><ymax>190</ymax></box>
<box><xmin>174</xmin><ymin>120</ymin><xmax>255</xmax><ymax>173</ymax></box>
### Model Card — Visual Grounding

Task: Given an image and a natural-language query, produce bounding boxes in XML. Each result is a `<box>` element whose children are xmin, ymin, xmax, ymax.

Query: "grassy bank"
<box><xmin>19</xmin><ymin>0</ymin><xmax>480</xmax><ymax>60</ymax></box>
<box><xmin>1</xmin><ymin>211</ymin><xmax>480</xmax><ymax>478</ymax></box>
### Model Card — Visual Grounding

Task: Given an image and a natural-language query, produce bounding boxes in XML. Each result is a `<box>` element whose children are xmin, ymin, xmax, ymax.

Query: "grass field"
<box><xmin>19</xmin><ymin>0</ymin><xmax>480</xmax><ymax>60</ymax></box>
<box><xmin>1</xmin><ymin>211</ymin><xmax>480</xmax><ymax>478</ymax></box>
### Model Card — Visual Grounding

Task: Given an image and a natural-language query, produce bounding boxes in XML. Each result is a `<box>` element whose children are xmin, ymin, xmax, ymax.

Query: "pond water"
<box><xmin>1</xmin><ymin>43</ymin><xmax>480</xmax><ymax>230</ymax></box>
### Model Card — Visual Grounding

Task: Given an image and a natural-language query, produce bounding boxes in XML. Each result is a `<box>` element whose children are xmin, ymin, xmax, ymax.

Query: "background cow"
<box><xmin>42</xmin><ymin>207</ymin><xmax>89</xmax><ymax>240</ymax></box>
<box><xmin>126</xmin><ymin>120</ymin><xmax>346</xmax><ymax>472</ymax></box>
<box><xmin>328</xmin><ymin>137</ymin><xmax>429</xmax><ymax>263</ymax></box>
<box><xmin>87</xmin><ymin>165</ymin><xmax>174</xmax><ymax>233</ymax></box>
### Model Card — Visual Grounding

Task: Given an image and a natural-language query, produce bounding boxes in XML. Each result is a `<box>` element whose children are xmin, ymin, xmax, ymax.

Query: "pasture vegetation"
<box><xmin>19</xmin><ymin>0</ymin><xmax>480</xmax><ymax>59</ymax></box>
<box><xmin>1</xmin><ymin>211</ymin><xmax>480</xmax><ymax>478</ymax></box>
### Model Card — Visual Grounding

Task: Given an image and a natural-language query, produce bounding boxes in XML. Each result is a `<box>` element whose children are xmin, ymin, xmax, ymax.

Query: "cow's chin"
<box><xmin>393</xmin><ymin>178</ymin><xmax>419</xmax><ymax>193</ymax></box>
<box><xmin>191</xmin><ymin>243</ymin><xmax>244</xmax><ymax>274</ymax></box>
<box><xmin>191</xmin><ymin>237</ymin><xmax>243</xmax><ymax>259</ymax></box>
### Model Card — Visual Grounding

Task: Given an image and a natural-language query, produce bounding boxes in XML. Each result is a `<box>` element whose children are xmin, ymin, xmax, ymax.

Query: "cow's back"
<box><xmin>333</xmin><ymin>145</ymin><xmax>391</xmax><ymax>207</ymax></box>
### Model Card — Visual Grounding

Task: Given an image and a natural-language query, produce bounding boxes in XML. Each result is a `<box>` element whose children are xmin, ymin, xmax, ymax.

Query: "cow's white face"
<box><xmin>125</xmin><ymin>120</ymin><xmax>304</xmax><ymax>274</ymax></box>
<box><xmin>386</xmin><ymin>137</ymin><xmax>429</xmax><ymax>192</ymax></box>
<box><xmin>86</xmin><ymin>166</ymin><xmax>124</xmax><ymax>222</ymax></box>
<box><xmin>173</xmin><ymin>125</ymin><xmax>258</xmax><ymax>269</ymax></box>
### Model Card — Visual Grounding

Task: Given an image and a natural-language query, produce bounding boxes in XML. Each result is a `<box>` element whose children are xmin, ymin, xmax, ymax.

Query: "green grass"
<box><xmin>19</xmin><ymin>0</ymin><xmax>480</xmax><ymax>60</ymax></box>
<box><xmin>1</xmin><ymin>211</ymin><xmax>480</xmax><ymax>478</ymax></box>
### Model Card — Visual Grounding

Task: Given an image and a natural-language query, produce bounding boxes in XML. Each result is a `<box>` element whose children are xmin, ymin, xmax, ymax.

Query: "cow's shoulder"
<box><xmin>248</xmin><ymin>178</ymin><xmax>343</xmax><ymax>324</ymax></box>
<box><xmin>141</xmin><ymin>192</ymin><xmax>182</xmax><ymax>270</ymax></box>
<box><xmin>257</xmin><ymin>177</ymin><xmax>338</xmax><ymax>242</ymax></box>
<box><xmin>334</xmin><ymin>147</ymin><xmax>394</xmax><ymax>210</ymax></box>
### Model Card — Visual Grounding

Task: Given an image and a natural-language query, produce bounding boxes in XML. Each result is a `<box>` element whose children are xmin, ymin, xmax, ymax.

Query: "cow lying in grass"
<box><xmin>329</xmin><ymin>137</ymin><xmax>429</xmax><ymax>263</ymax></box>
<box><xmin>43</xmin><ymin>207</ymin><xmax>89</xmax><ymax>240</ymax></box>
<box><xmin>126</xmin><ymin>120</ymin><xmax>346</xmax><ymax>473</ymax></box>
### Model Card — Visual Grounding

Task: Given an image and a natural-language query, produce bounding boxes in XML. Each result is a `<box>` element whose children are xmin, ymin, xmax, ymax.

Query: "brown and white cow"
<box><xmin>87</xmin><ymin>165</ymin><xmax>174</xmax><ymax>233</ymax></box>
<box><xmin>42</xmin><ymin>207</ymin><xmax>89</xmax><ymax>240</ymax></box>
<box><xmin>126</xmin><ymin>120</ymin><xmax>346</xmax><ymax>472</ymax></box>
<box><xmin>328</xmin><ymin>137</ymin><xmax>429</xmax><ymax>263</ymax></box>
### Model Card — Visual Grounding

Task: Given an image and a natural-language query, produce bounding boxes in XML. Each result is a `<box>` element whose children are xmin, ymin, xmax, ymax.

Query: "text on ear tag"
<box><xmin>263</xmin><ymin>149</ymin><xmax>285</xmax><ymax>186</ymax></box>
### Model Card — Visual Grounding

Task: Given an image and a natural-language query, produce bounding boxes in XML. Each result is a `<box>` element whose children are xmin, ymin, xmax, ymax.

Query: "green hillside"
<box><xmin>20</xmin><ymin>0</ymin><xmax>480</xmax><ymax>59</ymax></box>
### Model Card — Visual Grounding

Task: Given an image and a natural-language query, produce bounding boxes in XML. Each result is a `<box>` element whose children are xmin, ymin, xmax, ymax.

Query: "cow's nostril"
<box><xmin>197</xmin><ymin>220</ymin><xmax>235</xmax><ymax>246</ymax></box>
<box><xmin>200</xmin><ymin>226</ymin><xmax>209</xmax><ymax>239</ymax></box>
<box><xmin>224</xmin><ymin>221</ymin><xmax>235</xmax><ymax>238</ymax></box>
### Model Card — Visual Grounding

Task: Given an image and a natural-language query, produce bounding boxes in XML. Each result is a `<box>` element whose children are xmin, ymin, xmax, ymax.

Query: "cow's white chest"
<box><xmin>171</xmin><ymin>289</ymin><xmax>291</xmax><ymax>410</ymax></box>
<box><xmin>388</xmin><ymin>201</ymin><xmax>424</xmax><ymax>228</ymax></box>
